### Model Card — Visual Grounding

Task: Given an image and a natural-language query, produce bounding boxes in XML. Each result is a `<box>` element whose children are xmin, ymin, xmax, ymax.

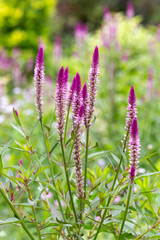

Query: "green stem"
<box><xmin>64</xmin><ymin>107</ymin><xmax>70</xmax><ymax>145</ymax></box>
<box><xmin>60</xmin><ymin>138</ymin><xmax>78</xmax><ymax>223</ymax></box>
<box><xmin>31</xmin><ymin>206</ymin><xmax>41</xmax><ymax>240</ymax></box>
<box><xmin>0</xmin><ymin>188</ymin><xmax>35</xmax><ymax>240</ymax></box>
<box><xmin>39</xmin><ymin>118</ymin><xmax>66</xmax><ymax>223</ymax></box>
<box><xmin>67</xmin><ymin>141</ymin><xmax>74</xmax><ymax>165</ymax></box>
<box><xmin>84</xmin><ymin>128</ymin><xmax>89</xmax><ymax>195</ymax></box>
<box><xmin>93</xmin><ymin>126</ymin><xmax>130</xmax><ymax>239</ymax></box>
<box><xmin>134</xmin><ymin>219</ymin><xmax>160</xmax><ymax>240</ymax></box>
<box><xmin>93</xmin><ymin>155</ymin><xmax>123</xmax><ymax>240</ymax></box>
<box><xmin>118</xmin><ymin>181</ymin><xmax>133</xmax><ymax>240</ymax></box>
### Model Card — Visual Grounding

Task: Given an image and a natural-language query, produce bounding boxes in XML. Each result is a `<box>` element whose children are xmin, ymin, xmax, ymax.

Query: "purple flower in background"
<box><xmin>72</xmin><ymin>72</ymin><xmax>82</xmax><ymax>128</ymax></box>
<box><xmin>82</xmin><ymin>83</ymin><xmax>88</xmax><ymax>128</ymax></box>
<box><xmin>122</xmin><ymin>86</ymin><xmax>137</xmax><ymax>151</ymax></box>
<box><xmin>126</xmin><ymin>1</ymin><xmax>134</xmax><ymax>18</ymax></box>
<box><xmin>147</xmin><ymin>67</ymin><xmax>154</xmax><ymax>102</ymax></box>
<box><xmin>53</xmin><ymin>35</ymin><xmax>62</xmax><ymax>66</ymax></box>
<box><xmin>0</xmin><ymin>49</ymin><xmax>12</xmax><ymax>71</ymax></box>
<box><xmin>87</xmin><ymin>46</ymin><xmax>100</xmax><ymax>128</ymax></box>
<box><xmin>101</xmin><ymin>16</ymin><xmax>120</xmax><ymax>51</ymax></box>
<box><xmin>55</xmin><ymin>66</ymin><xmax>67</xmax><ymax>138</ymax></box>
<box><xmin>103</xmin><ymin>6</ymin><xmax>111</xmax><ymax>22</ymax></box>
<box><xmin>129</xmin><ymin>118</ymin><xmax>140</xmax><ymax>183</ymax></box>
<box><xmin>67</xmin><ymin>76</ymin><xmax>76</xmax><ymax>108</ymax></box>
<box><xmin>157</xmin><ymin>26</ymin><xmax>160</xmax><ymax>42</ymax></box>
<box><xmin>41</xmin><ymin>191</ymin><xmax>53</xmax><ymax>201</ymax></box>
<box><xmin>18</xmin><ymin>159</ymin><xmax>23</xmax><ymax>166</ymax></box>
<box><xmin>34</xmin><ymin>46</ymin><xmax>45</xmax><ymax>118</ymax></box>
<box><xmin>75</xmin><ymin>22</ymin><xmax>88</xmax><ymax>55</ymax></box>
<box><xmin>73</xmin><ymin>104</ymin><xmax>84</xmax><ymax>199</ymax></box>
<box><xmin>114</xmin><ymin>195</ymin><xmax>121</xmax><ymax>204</ymax></box>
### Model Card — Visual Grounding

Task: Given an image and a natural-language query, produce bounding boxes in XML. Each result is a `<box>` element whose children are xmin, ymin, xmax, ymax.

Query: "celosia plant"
<box><xmin>0</xmin><ymin>46</ymin><xmax>159</xmax><ymax>240</ymax></box>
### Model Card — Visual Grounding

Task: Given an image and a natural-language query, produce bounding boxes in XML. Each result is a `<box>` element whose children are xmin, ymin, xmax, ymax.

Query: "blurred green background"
<box><xmin>1</xmin><ymin>0</ymin><xmax>160</xmax><ymax>239</ymax></box>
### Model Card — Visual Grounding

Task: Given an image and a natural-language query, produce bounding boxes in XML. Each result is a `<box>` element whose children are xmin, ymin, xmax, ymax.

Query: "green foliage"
<box><xmin>0</xmin><ymin>0</ymin><xmax>57</xmax><ymax>50</ymax></box>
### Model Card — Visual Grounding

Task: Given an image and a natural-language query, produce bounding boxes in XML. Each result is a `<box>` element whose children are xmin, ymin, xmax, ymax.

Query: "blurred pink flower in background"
<box><xmin>126</xmin><ymin>1</ymin><xmax>134</xmax><ymax>18</ymax></box>
<box><xmin>114</xmin><ymin>195</ymin><xmax>121</xmax><ymax>204</ymax></box>
<box><xmin>41</xmin><ymin>191</ymin><xmax>53</xmax><ymax>201</ymax></box>
<box><xmin>146</xmin><ymin>67</ymin><xmax>154</xmax><ymax>102</ymax></box>
<box><xmin>103</xmin><ymin>6</ymin><xmax>111</xmax><ymax>22</ymax></box>
<box><xmin>53</xmin><ymin>35</ymin><xmax>62</xmax><ymax>66</ymax></box>
<box><xmin>55</xmin><ymin>199</ymin><xmax>65</xmax><ymax>207</ymax></box>
<box><xmin>75</xmin><ymin>22</ymin><xmax>88</xmax><ymax>56</ymax></box>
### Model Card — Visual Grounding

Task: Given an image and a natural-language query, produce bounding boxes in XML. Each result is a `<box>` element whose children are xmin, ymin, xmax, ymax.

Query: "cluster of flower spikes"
<box><xmin>34</xmin><ymin>46</ymin><xmax>45</xmax><ymax>118</ymax></box>
<box><xmin>52</xmin><ymin>46</ymin><xmax>99</xmax><ymax>198</ymax></box>
<box><xmin>129</xmin><ymin>117</ymin><xmax>141</xmax><ymax>183</ymax></box>
<box><xmin>122</xmin><ymin>86</ymin><xmax>137</xmax><ymax>152</ymax></box>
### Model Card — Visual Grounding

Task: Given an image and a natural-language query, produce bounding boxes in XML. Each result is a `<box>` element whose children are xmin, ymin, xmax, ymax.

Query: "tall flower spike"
<box><xmin>87</xmin><ymin>46</ymin><xmax>100</xmax><ymax>128</ymax></box>
<box><xmin>73</xmin><ymin>104</ymin><xmax>84</xmax><ymax>199</ymax></box>
<box><xmin>34</xmin><ymin>46</ymin><xmax>45</xmax><ymax>117</ymax></box>
<box><xmin>55</xmin><ymin>66</ymin><xmax>66</xmax><ymax>138</ymax></box>
<box><xmin>129</xmin><ymin>117</ymin><xmax>140</xmax><ymax>183</ymax></box>
<box><xmin>67</xmin><ymin>76</ymin><xmax>76</xmax><ymax>108</ymax></box>
<box><xmin>82</xmin><ymin>83</ymin><xmax>88</xmax><ymax>128</ymax></box>
<box><xmin>72</xmin><ymin>72</ymin><xmax>82</xmax><ymax>129</ymax></box>
<box><xmin>122</xmin><ymin>86</ymin><xmax>137</xmax><ymax>152</ymax></box>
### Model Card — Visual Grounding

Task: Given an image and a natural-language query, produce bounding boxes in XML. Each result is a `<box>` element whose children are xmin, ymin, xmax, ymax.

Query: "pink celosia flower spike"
<box><xmin>34</xmin><ymin>46</ymin><xmax>45</xmax><ymax>118</ymax></box>
<box><xmin>122</xmin><ymin>86</ymin><xmax>137</xmax><ymax>152</ymax></box>
<box><xmin>87</xmin><ymin>46</ymin><xmax>100</xmax><ymax>128</ymax></box>
<box><xmin>55</xmin><ymin>66</ymin><xmax>66</xmax><ymax>138</ymax></box>
<box><xmin>73</xmin><ymin>104</ymin><xmax>84</xmax><ymax>199</ymax></box>
<box><xmin>129</xmin><ymin>117</ymin><xmax>140</xmax><ymax>183</ymax></box>
<box><xmin>72</xmin><ymin>72</ymin><xmax>82</xmax><ymax>128</ymax></box>
<box><xmin>67</xmin><ymin>76</ymin><xmax>76</xmax><ymax>108</ymax></box>
<box><xmin>82</xmin><ymin>83</ymin><xmax>88</xmax><ymax>128</ymax></box>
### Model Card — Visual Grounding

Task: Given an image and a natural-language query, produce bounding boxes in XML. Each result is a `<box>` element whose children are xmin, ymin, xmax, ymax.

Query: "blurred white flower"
<box><xmin>0</xmin><ymin>115</ymin><xmax>5</xmax><ymax>123</ymax></box>
<box><xmin>13</xmin><ymin>87</ymin><xmax>22</xmax><ymax>94</ymax></box>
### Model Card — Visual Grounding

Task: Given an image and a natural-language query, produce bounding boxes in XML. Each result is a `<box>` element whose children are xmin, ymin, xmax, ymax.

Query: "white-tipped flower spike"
<box><xmin>73</xmin><ymin>105</ymin><xmax>84</xmax><ymax>199</ymax></box>
<box><xmin>87</xmin><ymin>46</ymin><xmax>100</xmax><ymax>128</ymax></box>
<box><xmin>129</xmin><ymin>117</ymin><xmax>141</xmax><ymax>183</ymax></box>
<box><xmin>34</xmin><ymin>46</ymin><xmax>45</xmax><ymax>117</ymax></box>
<box><xmin>55</xmin><ymin>66</ymin><xmax>67</xmax><ymax>138</ymax></box>
<box><xmin>122</xmin><ymin>86</ymin><xmax>137</xmax><ymax>152</ymax></box>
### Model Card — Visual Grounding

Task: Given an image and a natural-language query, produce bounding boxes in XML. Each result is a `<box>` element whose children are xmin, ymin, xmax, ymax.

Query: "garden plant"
<box><xmin>0</xmin><ymin>43</ymin><xmax>160</xmax><ymax>240</ymax></box>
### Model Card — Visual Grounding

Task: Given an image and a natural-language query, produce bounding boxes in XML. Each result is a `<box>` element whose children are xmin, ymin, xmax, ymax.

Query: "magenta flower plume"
<box><xmin>73</xmin><ymin>104</ymin><xmax>84</xmax><ymax>199</ymax></box>
<box><xmin>34</xmin><ymin>46</ymin><xmax>45</xmax><ymax>117</ymax></box>
<box><xmin>122</xmin><ymin>86</ymin><xmax>137</xmax><ymax>152</ymax></box>
<box><xmin>67</xmin><ymin>76</ymin><xmax>76</xmax><ymax>108</ymax></box>
<box><xmin>55</xmin><ymin>66</ymin><xmax>66</xmax><ymax>138</ymax></box>
<box><xmin>129</xmin><ymin>117</ymin><xmax>140</xmax><ymax>183</ymax></box>
<box><xmin>82</xmin><ymin>83</ymin><xmax>88</xmax><ymax>128</ymax></box>
<box><xmin>87</xmin><ymin>46</ymin><xmax>100</xmax><ymax>128</ymax></box>
<box><xmin>72</xmin><ymin>72</ymin><xmax>82</xmax><ymax>128</ymax></box>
